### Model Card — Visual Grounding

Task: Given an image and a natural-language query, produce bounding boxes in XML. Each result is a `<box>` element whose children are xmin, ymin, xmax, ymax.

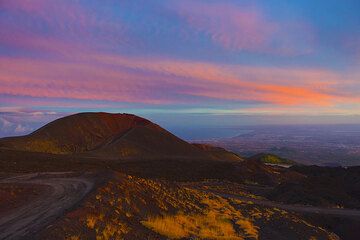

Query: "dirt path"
<box><xmin>211</xmin><ymin>191</ymin><xmax>360</xmax><ymax>219</ymax></box>
<box><xmin>0</xmin><ymin>172</ymin><xmax>95</xmax><ymax>240</ymax></box>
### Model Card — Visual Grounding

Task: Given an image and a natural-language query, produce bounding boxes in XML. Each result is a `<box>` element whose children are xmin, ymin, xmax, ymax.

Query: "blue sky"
<box><xmin>0</xmin><ymin>0</ymin><xmax>359</xmax><ymax>137</ymax></box>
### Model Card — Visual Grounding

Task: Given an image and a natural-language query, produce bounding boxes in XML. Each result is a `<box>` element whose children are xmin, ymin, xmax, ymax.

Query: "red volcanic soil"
<box><xmin>0</xmin><ymin>112</ymin><xmax>216</xmax><ymax>161</ymax></box>
<box><xmin>0</xmin><ymin>183</ymin><xmax>50</xmax><ymax>215</ymax></box>
<box><xmin>0</xmin><ymin>113</ymin><xmax>153</xmax><ymax>154</ymax></box>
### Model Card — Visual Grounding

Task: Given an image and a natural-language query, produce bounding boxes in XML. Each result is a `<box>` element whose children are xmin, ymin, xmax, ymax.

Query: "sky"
<box><xmin>0</xmin><ymin>0</ymin><xmax>360</xmax><ymax>137</ymax></box>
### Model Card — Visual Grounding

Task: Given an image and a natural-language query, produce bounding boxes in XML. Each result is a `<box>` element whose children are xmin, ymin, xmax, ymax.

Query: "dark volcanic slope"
<box><xmin>0</xmin><ymin>113</ymin><xmax>219</xmax><ymax>160</ymax></box>
<box><xmin>268</xmin><ymin>165</ymin><xmax>360</xmax><ymax>209</ymax></box>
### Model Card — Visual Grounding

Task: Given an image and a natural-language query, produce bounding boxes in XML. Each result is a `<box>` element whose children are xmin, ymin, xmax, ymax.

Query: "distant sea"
<box><xmin>168</xmin><ymin>126</ymin><xmax>253</xmax><ymax>141</ymax></box>
<box><xmin>170</xmin><ymin>124</ymin><xmax>360</xmax><ymax>141</ymax></box>
<box><xmin>169</xmin><ymin>124</ymin><xmax>360</xmax><ymax>166</ymax></box>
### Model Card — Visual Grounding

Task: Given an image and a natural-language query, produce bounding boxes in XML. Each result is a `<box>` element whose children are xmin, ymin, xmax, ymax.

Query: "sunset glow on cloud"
<box><xmin>0</xmin><ymin>0</ymin><xmax>359</xmax><ymax>136</ymax></box>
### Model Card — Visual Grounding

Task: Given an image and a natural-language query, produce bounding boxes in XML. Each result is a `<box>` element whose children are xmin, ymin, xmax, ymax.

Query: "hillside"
<box><xmin>0</xmin><ymin>113</ymin><xmax>358</xmax><ymax>239</ymax></box>
<box><xmin>0</xmin><ymin>113</ymin><xmax>150</xmax><ymax>154</ymax></box>
<box><xmin>0</xmin><ymin>113</ymin><xmax>226</xmax><ymax>161</ymax></box>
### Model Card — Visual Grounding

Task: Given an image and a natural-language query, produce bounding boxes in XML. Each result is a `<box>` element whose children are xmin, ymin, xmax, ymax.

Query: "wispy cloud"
<box><xmin>0</xmin><ymin>50</ymin><xmax>355</xmax><ymax>107</ymax></box>
<box><xmin>0</xmin><ymin>0</ymin><xmax>130</xmax><ymax>55</ymax></box>
<box><xmin>172</xmin><ymin>1</ymin><xmax>314</xmax><ymax>55</ymax></box>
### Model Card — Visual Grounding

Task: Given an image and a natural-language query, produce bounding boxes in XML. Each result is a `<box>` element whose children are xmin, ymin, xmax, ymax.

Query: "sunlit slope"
<box><xmin>248</xmin><ymin>153</ymin><xmax>296</xmax><ymax>166</ymax></box>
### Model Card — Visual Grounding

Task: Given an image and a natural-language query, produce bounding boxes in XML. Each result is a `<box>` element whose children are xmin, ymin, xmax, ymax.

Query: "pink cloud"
<box><xmin>1</xmin><ymin>0</ymin><xmax>96</xmax><ymax>30</ymax></box>
<box><xmin>0</xmin><ymin>27</ymin><xmax>89</xmax><ymax>57</ymax></box>
<box><xmin>90</xmin><ymin>53</ymin><xmax>346</xmax><ymax>105</ymax></box>
<box><xmin>0</xmin><ymin>56</ymin><xmax>190</xmax><ymax>104</ymax></box>
<box><xmin>0</xmin><ymin>50</ymin><xmax>355</xmax><ymax>108</ymax></box>
<box><xmin>173</xmin><ymin>1</ymin><xmax>314</xmax><ymax>55</ymax></box>
<box><xmin>0</xmin><ymin>0</ymin><xmax>129</xmax><ymax>53</ymax></box>
<box><xmin>176</xmin><ymin>2</ymin><xmax>274</xmax><ymax>51</ymax></box>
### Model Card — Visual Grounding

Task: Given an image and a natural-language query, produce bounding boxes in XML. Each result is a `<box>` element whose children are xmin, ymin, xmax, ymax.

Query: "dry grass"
<box><xmin>37</xmin><ymin>173</ymin><xmax>337</xmax><ymax>240</ymax></box>
<box><xmin>66</xmin><ymin>236</ymin><xmax>79</xmax><ymax>240</ymax></box>
<box><xmin>142</xmin><ymin>195</ymin><xmax>259</xmax><ymax>240</ymax></box>
<box><xmin>142</xmin><ymin>211</ymin><xmax>240</xmax><ymax>239</ymax></box>
<box><xmin>236</xmin><ymin>219</ymin><xmax>258</xmax><ymax>238</ymax></box>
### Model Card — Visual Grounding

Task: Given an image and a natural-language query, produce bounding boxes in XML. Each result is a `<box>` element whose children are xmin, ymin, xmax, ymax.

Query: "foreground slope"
<box><xmin>36</xmin><ymin>172</ymin><xmax>338</xmax><ymax>240</ymax></box>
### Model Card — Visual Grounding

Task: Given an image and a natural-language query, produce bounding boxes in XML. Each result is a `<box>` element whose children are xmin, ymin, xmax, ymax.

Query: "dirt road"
<box><xmin>212</xmin><ymin>191</ymin><xmax>360</xmax><ymax>219</ymax></box>
<box><xmin>0</xmin><ymin>172</ymin><xmax>95</xmax><ymax>240</ymax></box>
